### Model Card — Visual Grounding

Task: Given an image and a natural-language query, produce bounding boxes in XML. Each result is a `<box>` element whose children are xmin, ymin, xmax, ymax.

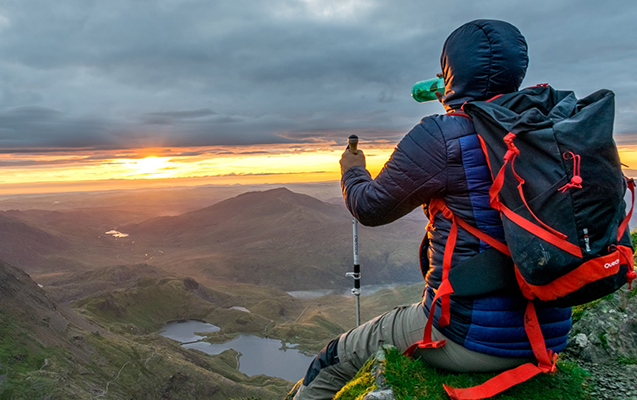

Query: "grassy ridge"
<box><xmin>73</xmin><ymin>276</ymin><xmax>315</xmax><ymax>341</ymax></box>
<box><xmin>73</xmin><ymin>277</ymin><xmax>217</xmax><ymax>332</ymax></box>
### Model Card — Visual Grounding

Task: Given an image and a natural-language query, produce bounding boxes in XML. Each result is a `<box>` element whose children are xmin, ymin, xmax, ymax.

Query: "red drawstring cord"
<box><xmin>494</xmin><ymin>133</ymin><xmax>569</xmax><ymax>241</ymax></box>
<box><xmin>559</xmin><ymin>152</ymin><xmax>582</xmax><ymax>192</ymax></box>
<box><xmin>617</xmin><ymin>245</ymin><xmax>637</xmax><ymax>289</ymax></box>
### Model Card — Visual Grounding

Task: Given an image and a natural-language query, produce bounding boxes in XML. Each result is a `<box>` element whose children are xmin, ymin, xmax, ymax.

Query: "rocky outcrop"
<box><xmin>564</xmin><ymin>286</ymin><xmax>637</xmax><ymax>400</ymax></box>
<box><xmin>567</xmin><ymin>287</ymin><xmax>637</xmax><ymax>363</ymax></box>
<box><xmin>361</xmin><ymin>346</ymin><xmax>396</xmax><ymax>400</ymax></box>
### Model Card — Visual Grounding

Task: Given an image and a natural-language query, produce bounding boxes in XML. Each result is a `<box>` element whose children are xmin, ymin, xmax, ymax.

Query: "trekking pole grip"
<box><xmin>348</xmin><ymin>134</ymin><xmax>359</xmax><ymax>155</ymax></box>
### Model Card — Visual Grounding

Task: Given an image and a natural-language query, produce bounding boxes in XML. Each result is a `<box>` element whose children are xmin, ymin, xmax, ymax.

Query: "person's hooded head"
<box><xmin>440</xmin><ymin>20</ymin><xmax>528</xmax><ymax>112</ymax></box>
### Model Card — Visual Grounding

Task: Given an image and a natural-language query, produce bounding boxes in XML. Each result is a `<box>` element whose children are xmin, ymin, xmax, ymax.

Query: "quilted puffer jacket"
<box><xmin>341</xmin><ymin>20</ymin><xmax>572</xmax><ymax>357</ymax></box>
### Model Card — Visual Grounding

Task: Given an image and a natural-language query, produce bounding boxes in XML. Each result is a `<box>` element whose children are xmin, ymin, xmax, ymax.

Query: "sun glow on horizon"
<box><xmin>114</xmin><ymin>156</ymin><xmax>175</xmax><ymax>179</ymax></box>
<box><xmin>3</xmin><ymin>142</ymin><xmax>637</xmax><ymax>196</ymax></box>
<box><xmin>0</xmin><ymin>144</ymin><xmax>396</xmax><ymax>195</ymax></box>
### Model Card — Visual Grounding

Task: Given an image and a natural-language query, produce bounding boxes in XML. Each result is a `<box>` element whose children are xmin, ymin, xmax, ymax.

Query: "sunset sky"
<box><xmin>2</xmin><ymin>0</ymin><xmax>637</xmax><ymax>195</ymax></box>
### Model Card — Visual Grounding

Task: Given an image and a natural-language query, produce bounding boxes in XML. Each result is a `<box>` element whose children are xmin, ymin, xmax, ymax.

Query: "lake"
<box><xmin>160</xmin><ymin>320</ymin><xmax>315</xmax><ymax>381</ymax></box>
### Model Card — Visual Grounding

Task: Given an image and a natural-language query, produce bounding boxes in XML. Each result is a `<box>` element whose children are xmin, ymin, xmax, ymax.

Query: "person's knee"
<box><xmin>302</xmin><ymin>337</ymin><xmax>340</xmax><ymax>386</ymax></box>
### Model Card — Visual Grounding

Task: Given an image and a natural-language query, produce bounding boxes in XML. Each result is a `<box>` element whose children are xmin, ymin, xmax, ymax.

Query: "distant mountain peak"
<box><xmin>198</xmin><ymin>186</ymin><xmax>333</xmax><ymax>215</ymax></box>
<box><xmin>236</xmin><ymin>187</ymin><xmax>294</xmax><ymax>198</ymax></box>
<box><xmin>266</xmin><ymin>187</ymin><xmax>292</xmax><ymax>193</ymax></box>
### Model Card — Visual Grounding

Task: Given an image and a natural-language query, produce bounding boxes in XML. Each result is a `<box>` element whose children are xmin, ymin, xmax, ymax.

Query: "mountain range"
<box><xmin>0</xmin><ymin>187</ymin><xmax>426</xmax><ymax>290</ymax></box>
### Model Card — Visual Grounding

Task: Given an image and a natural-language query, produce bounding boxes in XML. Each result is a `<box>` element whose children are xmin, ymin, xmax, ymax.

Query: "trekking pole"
<box><xmin>345</xmin><ymin>134</ymin><xmax>361</xmax><ymax>327</ymax></box>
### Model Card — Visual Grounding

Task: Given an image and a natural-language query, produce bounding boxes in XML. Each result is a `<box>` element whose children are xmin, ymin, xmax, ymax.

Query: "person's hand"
<box><xmin>435</xmin><ymin>72</ymin><xmax>444</xmax><ymax>103</ymax></box>
<box><xmin>340</xmin><ymin>148</ymin><xmax>366</xmax><ymax>175</ymax></box>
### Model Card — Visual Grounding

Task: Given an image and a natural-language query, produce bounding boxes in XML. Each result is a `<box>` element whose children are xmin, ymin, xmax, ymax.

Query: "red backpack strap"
<box><xmin>404</xmin><ymin>199</ymin><xmax>456</xmax><ymax>356</ymax></box>
<box><xmin>616</xmin><ymin>178</ymin><xmax>636</xmax><ymax>289</ymax></box>
<box><xmin>403</xmin><ymin>278</ymin><xmax>453</xmax><ymax>356</ymax></box>
<box><xmin>443</xmin><ymin>302</ymin><xmax>558</xmax><ymax>400</ymax></box>
<box><xmin>404</xmin><ymin>200</ymin><xmax>510</xmax><ymax>357</ymax></box>
<box><xmin>618</xmin><ymin>177</ymin><xmax>635</xmax><ymax>240</ymax></box>
<box><xmin>454</xmin><ymin>217</ymin><xmax>511</xmax><ymax>256</ymax></box>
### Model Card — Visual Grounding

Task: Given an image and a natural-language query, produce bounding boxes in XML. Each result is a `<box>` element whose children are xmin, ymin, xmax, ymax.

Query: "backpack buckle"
<box><xmin>539</xmin><ymin>351</ymin><xmax>558</xmax><ymax>373</ymax></box>
<box><xmin>419</xmin><ymin>340</ymin><xmax>446</xmax><ymax>349</ymax></box>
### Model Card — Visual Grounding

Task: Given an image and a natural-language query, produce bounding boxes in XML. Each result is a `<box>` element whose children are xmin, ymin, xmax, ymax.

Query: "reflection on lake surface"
<box><xmin>159</xmin><ymin>320</ymin><xmax>314</xmax><ymax>381</ymax></box>
<box><xmin>185</xmin><ymin>335</ymin><xmax>315</xmax><ymax>381</ymax></box>
<box><xmin>105</xmin><ymin>229</ymin><xmax>129</xmax><ymax>238</ymax></box>
<box><xmin>160</xmin><ymin>320</ymin><xmax>220</xmax><ymax>343</ymax></box>
<box><xmin>286</xmin><ymin>289</ymin><xmax>334</xmax><ymax>299</ymax></box>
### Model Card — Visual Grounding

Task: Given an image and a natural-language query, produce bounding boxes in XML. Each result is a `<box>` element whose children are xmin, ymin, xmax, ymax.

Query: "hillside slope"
<box><xmin>0</xmin><ymin>214</ymin><xmax>69</xmax><ymax>270</ymax></box>
<box><xmin>38</xmin><ymin>263</ymin><xmax>172</xmax><ymax>303</ymax></box>
<box><xmin>0</xmin><ymin>260</ymin><xmax>291</xmax><ymax>399</ymax></box>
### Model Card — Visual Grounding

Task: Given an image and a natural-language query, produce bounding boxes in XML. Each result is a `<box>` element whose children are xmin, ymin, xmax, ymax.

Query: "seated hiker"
<box><xmin>289</xmin><ymin>19</ymin><xmax>573</xmax><ymax>400</ymax></box>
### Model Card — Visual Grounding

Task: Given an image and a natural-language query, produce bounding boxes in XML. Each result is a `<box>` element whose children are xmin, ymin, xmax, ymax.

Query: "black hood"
<box><xmin>440</xmin><ymin>20</ymin><xmax>528</xmax><ymax>112</ymax></box>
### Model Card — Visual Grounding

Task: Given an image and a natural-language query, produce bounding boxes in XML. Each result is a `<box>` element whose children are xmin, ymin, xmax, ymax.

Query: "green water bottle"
<box><xmin>411</xmin><ymin>76</ymin><xmax>445</xmax><ymax>102</ymax></box>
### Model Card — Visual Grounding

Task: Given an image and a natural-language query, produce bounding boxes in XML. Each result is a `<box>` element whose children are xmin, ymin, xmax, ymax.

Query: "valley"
<box><xmin>0</xmin><ymin>182</ymin><xmax>428</xmax><ymax>399</ymax></box>
<box><xmin>1</xmin><ymin>182</ymin><xmax>635</xmax><ymax>399</ymax></box>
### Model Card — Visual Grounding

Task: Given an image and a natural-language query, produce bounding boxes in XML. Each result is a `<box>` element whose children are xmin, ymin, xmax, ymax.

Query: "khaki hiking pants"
<box><xmin>292</xmin><ymin>302</ymin><xmax>533</xmax><ymax>400</ymax></box>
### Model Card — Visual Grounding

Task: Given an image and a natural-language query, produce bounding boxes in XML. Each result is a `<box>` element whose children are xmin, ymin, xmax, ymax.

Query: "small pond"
<box><xmin>160</xmin><ymin>320</ymin><xmax>314</xmax><ymax>381</ymax></box>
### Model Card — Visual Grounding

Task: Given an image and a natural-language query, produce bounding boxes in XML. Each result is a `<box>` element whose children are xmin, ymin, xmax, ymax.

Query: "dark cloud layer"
<box><xmin>1</xmin><ymin>0</ymin><xmax>636</xmax><ymax>151</ymax></box>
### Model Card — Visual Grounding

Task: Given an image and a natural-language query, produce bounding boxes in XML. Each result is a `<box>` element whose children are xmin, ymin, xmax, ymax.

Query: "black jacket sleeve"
<box><xmin>341</xmin><ymin>116</ymin><xmax>448</xmax><ymax>226</ymax></box>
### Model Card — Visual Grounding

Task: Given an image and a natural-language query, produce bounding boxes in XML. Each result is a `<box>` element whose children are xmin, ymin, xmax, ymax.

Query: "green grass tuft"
<box><xmin>598</xmin><ymin>332</ymin><xmax>609</xmax><ymax>349</ymax></box>
<box><xmin>618</xmin><ymin>356</ymin><xmax>637</xmax><ymax>365</ymax></box>
<box><xmin>572</xmin><ymin>298</ymin><xmax>604</xmax><ymax>323</ymax></box>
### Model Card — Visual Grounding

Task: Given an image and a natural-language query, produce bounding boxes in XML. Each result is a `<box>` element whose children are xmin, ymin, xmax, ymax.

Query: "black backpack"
<box><xmin>464</xmin><ymin>84</ymin><xmax>635</xmax><ymax>307</ymax></box>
